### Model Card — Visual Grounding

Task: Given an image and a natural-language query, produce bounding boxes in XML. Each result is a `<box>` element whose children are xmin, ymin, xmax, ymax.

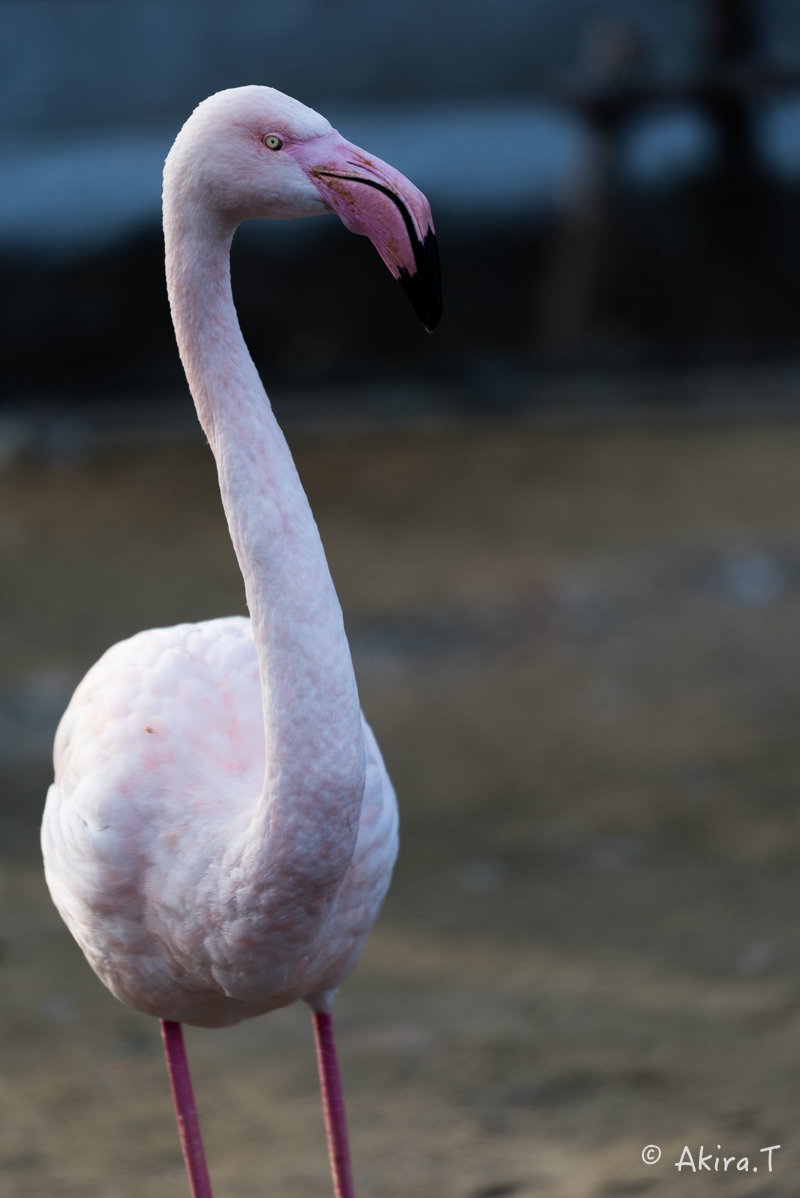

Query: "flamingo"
<box><xmin>40</xmin><ymin>86</ymin><xmax>441</xmax><ymax>1198</ymax></box>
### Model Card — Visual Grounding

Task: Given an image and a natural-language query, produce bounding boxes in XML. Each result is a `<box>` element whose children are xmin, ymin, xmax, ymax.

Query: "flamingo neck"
<box><xmin>164</xmin><ymin>197</ymin><xmax>365</xmax><ymax>942</ymax></box>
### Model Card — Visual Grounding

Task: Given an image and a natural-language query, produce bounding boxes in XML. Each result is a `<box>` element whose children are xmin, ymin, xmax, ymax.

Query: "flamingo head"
<box><xmin>166</xmin><ymin>86</ymin><xmax>442</xmax><ymax>332</ymax></box>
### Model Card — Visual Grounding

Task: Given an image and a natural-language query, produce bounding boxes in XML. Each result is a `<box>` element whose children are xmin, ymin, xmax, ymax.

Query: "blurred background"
<box><xmin>4</xmin><ymin>2</ymin><xmax>800</xmax><ymax>1196</ymax></box>
<box><xmin>4</xmin><ymin>0</ymin><xmax>800</xmax><ymax>402</ymax></box>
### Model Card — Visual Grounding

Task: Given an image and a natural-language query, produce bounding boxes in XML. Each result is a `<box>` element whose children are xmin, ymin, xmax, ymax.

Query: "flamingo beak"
<box><xmin>292</xmin><ymin>133</ymin><xmax>442</xmax><ymax>332</ymax></box>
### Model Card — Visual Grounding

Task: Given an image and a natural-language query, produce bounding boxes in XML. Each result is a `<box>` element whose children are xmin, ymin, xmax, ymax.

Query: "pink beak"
<box><xmin>291</xmin><ymin>132</ymin><xmax>442</xmax><ymax>332</ymax></box>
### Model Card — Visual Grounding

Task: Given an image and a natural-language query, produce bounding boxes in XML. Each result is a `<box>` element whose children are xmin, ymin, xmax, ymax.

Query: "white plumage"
<box><xmin>43</xmin><ymin>618</ymin><xmax>397</xmax><ymax>1027</ymax></box>
<box><xmin>38</xmin><ymin>84</ymin><xmax>440</xmax><ymax>1196</ymax></box>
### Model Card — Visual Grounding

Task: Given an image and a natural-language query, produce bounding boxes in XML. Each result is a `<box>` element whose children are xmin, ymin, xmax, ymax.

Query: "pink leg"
<box><xmin>160</xmin><ymin>1020</ymin><xmax>214</xmax><ymax>1198</ymax></box>
<box><xmin>312</xmin><ymin>1010</ymin><xmax>355</xmax><ymax>1198</ymax></box>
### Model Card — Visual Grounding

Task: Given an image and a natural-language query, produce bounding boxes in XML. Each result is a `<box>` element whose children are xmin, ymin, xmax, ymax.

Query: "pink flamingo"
<box><xmin>41</xmin><ymin>86</ymin><xmax>441</xmax><ymax>1198</ymax></box>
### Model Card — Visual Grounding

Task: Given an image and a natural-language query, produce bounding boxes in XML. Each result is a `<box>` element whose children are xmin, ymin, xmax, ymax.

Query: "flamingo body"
<box><xmin>39</xmin><ymin>85</ymin><xmax>440</xmax><ymax>1195</ymax></box>
<box><xmin>43</xmin><ymin>617</ymin><xmax>397</xmax><ymax>1027</ymax></box>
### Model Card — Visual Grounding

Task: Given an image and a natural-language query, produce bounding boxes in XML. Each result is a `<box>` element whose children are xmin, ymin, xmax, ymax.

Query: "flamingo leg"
<box><xmin>160</xmin><ymin>1019</ymin><xmax>214</xmax><ymax>1198</ymax></box>
<box><xmin>312</xmin><ymin>1010</ymin><xmax>356</xmax><ymax>1198</ymax></box>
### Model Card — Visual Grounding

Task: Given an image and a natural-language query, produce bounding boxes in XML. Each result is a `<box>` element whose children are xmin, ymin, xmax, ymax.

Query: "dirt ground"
<box><xmin>3</xmin><ymin>400</ymin><xmax>800</xmax><ymax>1198</ymax></box>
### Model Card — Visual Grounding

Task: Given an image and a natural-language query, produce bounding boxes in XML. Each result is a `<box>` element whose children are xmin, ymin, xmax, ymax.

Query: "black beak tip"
<box><xmin>398</xmin><ymin>227</ymin><xmax>442</xmax><ymax>333</ymax></box>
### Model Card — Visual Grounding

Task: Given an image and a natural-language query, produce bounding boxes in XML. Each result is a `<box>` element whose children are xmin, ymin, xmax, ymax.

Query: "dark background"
<box><xmin>3</xmin><ymin>0</ymin><xmax>800</xmax><ymax>403</ymax></box>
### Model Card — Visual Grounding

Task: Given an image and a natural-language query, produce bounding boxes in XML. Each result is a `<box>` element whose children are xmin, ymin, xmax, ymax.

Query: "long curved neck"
<box><xmin>164</xmin><ymin>196</ymin><xmax>365</xmax><ymax>933</ymax></box>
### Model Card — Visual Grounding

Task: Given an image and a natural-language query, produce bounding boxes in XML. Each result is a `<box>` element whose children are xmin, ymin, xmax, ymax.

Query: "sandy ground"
<box><xmin>3</xmin><ymin>406</ymin><xmax>800</xmax><ymax>1197</ymax></box>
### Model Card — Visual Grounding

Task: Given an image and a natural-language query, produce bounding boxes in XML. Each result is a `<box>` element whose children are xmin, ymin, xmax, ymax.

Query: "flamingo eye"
<box><xmin>264</xmin><ymin>135</ymin><xmax>283</xmax><ymax>151</ymax></box>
